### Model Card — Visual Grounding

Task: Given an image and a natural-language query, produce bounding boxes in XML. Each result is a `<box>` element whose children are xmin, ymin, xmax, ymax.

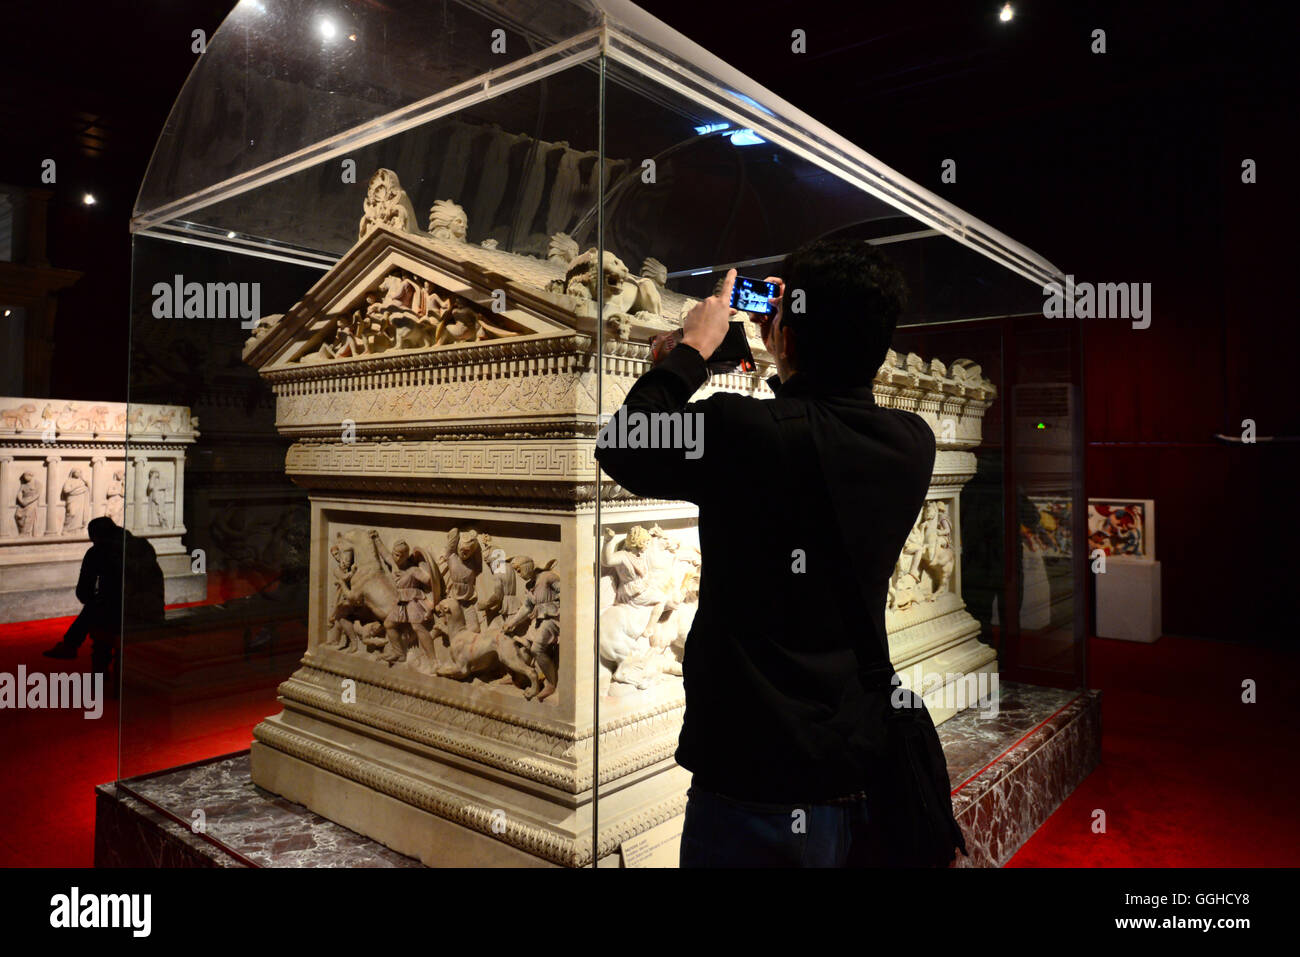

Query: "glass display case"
<box><xmin>111</xmin><ymin>0</ymin><xmax>1085</xmax><ymax>867</ymax></box>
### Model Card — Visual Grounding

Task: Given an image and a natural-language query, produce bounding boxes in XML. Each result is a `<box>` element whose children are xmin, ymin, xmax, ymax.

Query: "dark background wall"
<box><xmin>0</xmin><ymin>0</ymin><xmax>1292</xmax><ymax>640</ymax></box>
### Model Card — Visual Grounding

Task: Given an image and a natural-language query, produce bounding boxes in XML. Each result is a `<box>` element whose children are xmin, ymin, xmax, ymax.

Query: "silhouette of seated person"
<box><xmin>43</xmin><ymin>517</ymin><xmax>165</xmax><ymax>676</ymax></box>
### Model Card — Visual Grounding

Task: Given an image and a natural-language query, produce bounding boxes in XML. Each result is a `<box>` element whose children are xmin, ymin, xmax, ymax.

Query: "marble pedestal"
<box><xmin>96</xmin><ymin>682</ymin><xmax>1098</xmax><ymax>868</ymax></box>
<box><xmin>1096</xmin><ymin>560</ymin><xmax>1162</xmax><ymax>643</ymax></box>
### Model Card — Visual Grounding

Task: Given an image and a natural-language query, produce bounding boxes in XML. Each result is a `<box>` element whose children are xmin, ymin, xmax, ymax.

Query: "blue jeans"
<box><xmin>679</xmin><ymin>785</ymin><xmax>873</xmax><ymax>867</ymax></box>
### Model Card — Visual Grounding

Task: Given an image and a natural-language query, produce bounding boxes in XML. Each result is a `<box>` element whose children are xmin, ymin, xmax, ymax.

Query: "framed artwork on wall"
<box><xmin>1087</xmin><ymin>498</ymin><xmax>1155</xmax><ymax>561</ymax></box>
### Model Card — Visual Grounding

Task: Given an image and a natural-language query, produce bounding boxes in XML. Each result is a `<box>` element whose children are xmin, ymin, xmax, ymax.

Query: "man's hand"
<box><xmin>757</xmin><ymin>274</ymin><xmax>785</xmax><ymax>351</ymax></box>
<box><xmin>681</xmin><ymin>268</ymin><xmax>737</xmax><ymax>359</ymax></box>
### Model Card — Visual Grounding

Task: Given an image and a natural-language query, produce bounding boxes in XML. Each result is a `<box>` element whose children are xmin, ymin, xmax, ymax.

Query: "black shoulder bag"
<box><xmin>773</xmin><ymin>401</ymin><xmax>969</xmax><ymax>868</ymax></box>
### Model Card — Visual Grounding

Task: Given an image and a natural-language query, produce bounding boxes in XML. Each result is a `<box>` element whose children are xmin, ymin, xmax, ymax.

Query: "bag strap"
<box><xmin>771</xmin><ymin>400</ymin><xmax>896</xmax><ymax>684</ymax></box>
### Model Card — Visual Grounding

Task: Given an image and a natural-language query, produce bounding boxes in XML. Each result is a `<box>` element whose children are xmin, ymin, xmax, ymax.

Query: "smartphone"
<box><xmin>730</xmin><ymin>276</ymin><xmax>780</xmax><ymax>316</ymax></box>
<box><xmin>651</xmin><ymin>321</ymin><xmax>756</xmax><ymax>374</ymax></box>
<box><xmin>704</xmin><ymin>321</ymin><xmax>756</xmax><ymax>374</ymax></box>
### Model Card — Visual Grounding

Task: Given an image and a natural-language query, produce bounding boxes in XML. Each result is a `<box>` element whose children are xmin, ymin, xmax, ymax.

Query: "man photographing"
<box><xmin>594</xmin><ymin>238</ymin><xmax>936</xmax><ymax>867</ymax></box>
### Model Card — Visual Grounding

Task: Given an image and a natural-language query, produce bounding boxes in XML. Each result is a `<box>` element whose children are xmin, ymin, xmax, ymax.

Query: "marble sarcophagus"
<box><xmin>242</xmin><ymin>170</ymin><xmax>997</xmax><ymax>867</ymax></box>
<box><xmin>0</xmin><ymin>398</ymin><xmax>205</xmax><ymax>622</ymax></box>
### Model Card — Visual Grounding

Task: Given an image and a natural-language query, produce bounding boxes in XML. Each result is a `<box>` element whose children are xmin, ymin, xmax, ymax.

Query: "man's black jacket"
<box><xmin>76</xmin><ymin>533</ymin><xmax>166</xmax><ymax>626</ymax></box>
<box><xmin>595</xmin><ymin>342</ymin><xmax>935</xmax><ymax>803</ymax></box>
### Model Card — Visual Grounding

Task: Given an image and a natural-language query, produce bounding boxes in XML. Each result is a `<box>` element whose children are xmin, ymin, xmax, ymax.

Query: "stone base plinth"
<box><xmin>0</xmin><ymin>554</ymin><xmax>206</xmax><ymax>624</ymax></box>
<box><xmin>249</xmin><ymin>700</ymin><xmax>690</xmax><ymax>868</ymax></box>
<box><xmin>888</xmin><ymin>600</ymin><xmax>998</xmax><ymax>725</ymax></box>
<box><xmin>95</xmin><ymin>682</ymin><xmax>1099</xmax><ymax>868</ymax></box>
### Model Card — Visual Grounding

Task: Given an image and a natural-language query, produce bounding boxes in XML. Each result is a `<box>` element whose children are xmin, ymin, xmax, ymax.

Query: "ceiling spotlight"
<box><xmin>319</xmin><ymin>18</ymin><xmax>337</xmax><ymax>40</ymax></box>
<box><xmin>82</xmin><ymin>193</ymin><xmax>96</xmax><ymax>206</ymax></box>
<box><xmin>3</xmin><ymin>309</ymin><xmax>11</xmax><ymax>317</ymax></box>
<box><xmin>227</xmin><ymin>230</ymin><xmax>237</xmax><ymax>239</ymax></box>
<box><xmin>999</xmin><ymin>3</ymin><xmax>1014</xmax><ymax>22</ymax></box>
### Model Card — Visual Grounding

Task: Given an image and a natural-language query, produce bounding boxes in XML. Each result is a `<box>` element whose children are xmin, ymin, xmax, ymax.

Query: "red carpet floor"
<box><xmin>1007</xmin><ymin>634</ymin><xmax>1300</xmax><ymax>867</ymax></box>
<box><xmin>0</xmin><ymin>571</ymin><xmax>293</xmax><ymax>867</ymax></box>
<box><xmin>1</xmin><ymin>614</ymin><xmax>1296</xmax><ymax>867</ymax></box>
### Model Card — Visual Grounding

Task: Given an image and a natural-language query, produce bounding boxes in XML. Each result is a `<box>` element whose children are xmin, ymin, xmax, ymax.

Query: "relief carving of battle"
<box><xmin>322</xmin><ymin>525</ymin><xmax>560</xmax><ymax>703</ymax></box>
<box><xmin>241</xmin><ymin>169</ymin><xmax>996</xmax><ymax>720</ymax></box>
<box><xmin>598</xmin><ymin>524</ymin><xmax>701</xmax><ymax>696</ymax></box>
<box><xmin>295</xmin><ymin>262</ymin><xmax>523</xmax><ymax>364</ymax></box>
<box><xmin>888</xmin><ymin>498</ymin><xmax>958</xmax><ymax>613</ymax></box>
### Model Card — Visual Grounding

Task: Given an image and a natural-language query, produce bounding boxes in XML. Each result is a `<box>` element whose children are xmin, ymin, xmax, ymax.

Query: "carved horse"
<box><xmin>330</xmin><ymin>528</ymin><xmax>442</xmax><ymax>664</ymax></box>
<box><xmin>598</xmin><ymin>603</ymin><xmax>662</xmax><ymax>693</ymax></box>
<box><xmin>0</xmin><ymin>403</ymin><xmax>37</xmax><ymax>430</ymax></box>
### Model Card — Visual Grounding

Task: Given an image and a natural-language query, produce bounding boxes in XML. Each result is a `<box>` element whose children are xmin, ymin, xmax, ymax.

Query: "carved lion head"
<box><xmin>564</xmin><ymin>249</ymin><xmax>630</xmax><ymax>301</ymax></box>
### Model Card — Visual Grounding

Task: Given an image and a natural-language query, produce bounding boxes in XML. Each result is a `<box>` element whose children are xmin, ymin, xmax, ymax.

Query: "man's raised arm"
<box><xmin>593</xmin><ymin>269</ymin><xmax>737</xmax><ymax>504</ymax></box>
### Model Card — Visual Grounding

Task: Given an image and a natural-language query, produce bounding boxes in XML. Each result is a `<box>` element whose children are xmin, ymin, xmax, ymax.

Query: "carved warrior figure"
<box><xmin>60</xmin><ymin>469</ymin><xmax>90</xmax><ymax>533</ymax></box>
<box><xmin>370</xmin><ymin>273</ymin><xmax>438</xmax><ymax>349</ymax></box>
<box><xmin>376</xmin><ymin>534</ymin><xmax>442</xmax><ymax>667</ymax></box>
<box><xmin>925</xmin><ymin>502</ymin><xmax>956</xmax><ymax>595</ymax></box>
<box><xmin>325</xmin><ymin>540</ymin><xmax>377</xmax><ymax>652</ymax></box>
<box><xmin>305</xmin><ymin>270</ymin><xmax>516</xmax><ymax>362</ymax></box>
<box><xmin>644</xmin><ymin>524</ymin><xmax>699</xmax><ymax>671</ymax></box>
<box><xmin>888</xmin><ymin>501</ymin><xmax>956</xmax><ymax>611</ymax></box>
<box><xmin>14</xmin><ymin>472</ymin><xmax>42</xmax><ymax>535</ymax></box>
<box><xmin>427</xmin><ymin>199</ymin><xmax>468</xmax><ymax>242</ymax></box>
<box><xmin>433</xmin><ymin>293</ymin><xmax>515</xmax><ymax>346</ymax></box>
<box><xmin>597</xmin><ymin>525</ymin><xmax>699</xmax><ymax>694</ymax></box>
<box><xmin>322</xmin><ymin>526</ymin><xmax>562</xmax><ymax>701</ymax></box>
<box><xmin>501</xmin><ymin>555</ymin><xmax>561</xmax><ymax>702</ymax></box>
<box><xmin>359</xmin><ymin>168</ymin><xmax>418</xmax><ymax>239</ymax></box>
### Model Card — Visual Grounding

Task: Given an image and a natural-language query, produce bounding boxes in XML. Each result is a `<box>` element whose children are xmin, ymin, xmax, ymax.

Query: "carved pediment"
<box><xmin>243</xmin><ymin>168</ymin><xmax>772</xmax><ymax>373</ymax></box>
<box><xmin>291</xmin><ymin>267</ymin><xmax>530</xmax><ymax>365</ymax></box>
<box><xmin>243</xmin><ymin>228</ymin><xmax>588</xmax><ymax>373</ymax></box>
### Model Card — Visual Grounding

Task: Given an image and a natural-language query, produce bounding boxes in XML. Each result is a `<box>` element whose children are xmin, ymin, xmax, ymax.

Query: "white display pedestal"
<box><xmin>1096</xmin><ymin>559</ymin><xmax>1162</xmax><ymax>642</ymax></box>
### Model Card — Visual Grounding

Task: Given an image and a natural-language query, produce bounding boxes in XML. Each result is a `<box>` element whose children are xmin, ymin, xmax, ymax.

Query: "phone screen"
<box><xmin>730</xmin><ymin>276</ymin><xmax>779</xmax><ymax>316</ymax></box>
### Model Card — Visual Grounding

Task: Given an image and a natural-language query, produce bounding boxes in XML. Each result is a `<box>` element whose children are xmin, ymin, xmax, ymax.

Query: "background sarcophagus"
<box><xmin>0</xmin><ymin>397</ymin><xmax>204</xmax><ymax>622</ymax></box>
<box><xmin>242</xmin><ymin>173</ymin><xmax>998</xmax><ymax>866</ymax></box>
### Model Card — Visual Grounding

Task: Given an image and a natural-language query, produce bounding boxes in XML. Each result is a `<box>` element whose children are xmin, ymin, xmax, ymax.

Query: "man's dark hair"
<box><xmin>87</xmin><ymin>516</ymin><xmax>121</xmax><ymax>545</ymax></box>
<box><xmin>779</xmin><ymin>238</ymin><xmax>908</xmax><ymax>383</ymax></box>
